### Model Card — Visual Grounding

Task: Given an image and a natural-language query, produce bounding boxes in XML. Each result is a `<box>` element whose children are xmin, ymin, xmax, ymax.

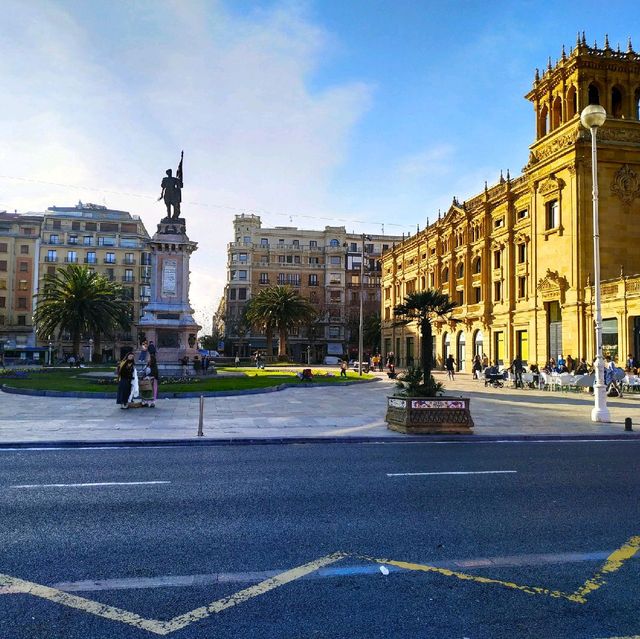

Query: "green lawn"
<box><xmin>0</xmin><ymin>366</ymin><xmax>371</xmax><ymax>394</ymax></box>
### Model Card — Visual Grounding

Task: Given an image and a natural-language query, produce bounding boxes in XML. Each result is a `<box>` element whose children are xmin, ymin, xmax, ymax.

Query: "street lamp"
<box><xmin>359</xmin><ymin>234</ymin><xmax>372</xmax><ymax>376</ymax></box>
<box><xmin>580</xmin><ymin>104</ymin><xmax>610</xmax><ymax>423</ymax></box>
<box><xmin>48</xmin><ymin>336</ymin><xmax>53</xmax><ymax>366</ymax></box>
<box><xmin>89</xmin><ymin>338</ymin><xmax>94</xmax><ymax>365</ymax></box>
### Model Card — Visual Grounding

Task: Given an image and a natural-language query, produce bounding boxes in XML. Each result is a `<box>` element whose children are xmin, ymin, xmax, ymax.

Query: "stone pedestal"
<box><xmin>137</xmin><ymin>217</ymin><xmax>207</xmax><ymax>376</ymax></box>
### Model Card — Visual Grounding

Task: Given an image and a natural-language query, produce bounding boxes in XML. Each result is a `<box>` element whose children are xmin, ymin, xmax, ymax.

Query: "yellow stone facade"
<box><xmin>381</xmin><ymin>36</ymin><xmax>640</xmax><ymax>371</ymax></box>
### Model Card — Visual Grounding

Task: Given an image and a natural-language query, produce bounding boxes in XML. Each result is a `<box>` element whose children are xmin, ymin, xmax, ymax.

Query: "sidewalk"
<box><xmin>0</xmin><ymin>371</ymin><xmax>638</xmax><ymax>444</ymax></box>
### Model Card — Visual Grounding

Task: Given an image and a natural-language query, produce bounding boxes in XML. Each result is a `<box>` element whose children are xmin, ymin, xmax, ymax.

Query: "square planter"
<box><xmin>385</xmin><ymin>396</ymin><xmax>474</xmax><ymax>434</ymax></box>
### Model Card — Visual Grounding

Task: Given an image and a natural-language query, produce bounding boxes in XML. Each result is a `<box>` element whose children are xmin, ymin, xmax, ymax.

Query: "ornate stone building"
<box><xmin>381</xmin><ymin>36</ymin><xmax>640</xmax><ymax>370</ymax></box>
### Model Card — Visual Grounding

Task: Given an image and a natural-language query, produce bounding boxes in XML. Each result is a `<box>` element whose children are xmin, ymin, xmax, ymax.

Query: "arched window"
<box><xmin>443</xmin><ymin>333</ymin><xmax>451</xmax><ymax>361</ymax></box>
<box><xmin>442</xmin><ymin>267</ymin><xmax>449</xmax><ymax>283</ymax></box>
<box><xmin>539</xmin><ymin>105</ymin><xmax>549</xmax><ymax>136</ymax></box>
<box><xmin>612</xmin><ymin>87</ymin><xmax>624</xmax><ymax>118</ymax></box>
<box><xmin>473</xmin><ymin>329</ymin><xmax>484</xmax><ymax>357</ymax></box>
<box><xmin>566</xmin><ymin>86</ymin><xmax>577</xmax><ymax>116</ymax></box>
<box><xmin>457</xmin><ymin>263</ymin><xmax>464</xmax><ymax>279</ymax></box>
<box><xmin>474</xmin><ymin>256</ymin><xmax>482</xmax><ymax>274</ymax></box>
<box><xmin>552</xmin><ymin>96</ymin><xmax>562</xmax><ymax>129</ymax></box>
<box><xmin>329</xmin><ymin>239</ymin><xmax>339</xmax><ymax>247</ymax></box>
<box><xmin>588</xmin><ymin>83</ymin><xmax>600</xmax><ymax>105</ymax></box>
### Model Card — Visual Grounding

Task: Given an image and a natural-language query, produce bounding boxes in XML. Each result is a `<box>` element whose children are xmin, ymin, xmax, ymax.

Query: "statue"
<box><xmin>159</xmin><ymin>151</ymin><xmax>183</xmax><ymax>220</ymax></box>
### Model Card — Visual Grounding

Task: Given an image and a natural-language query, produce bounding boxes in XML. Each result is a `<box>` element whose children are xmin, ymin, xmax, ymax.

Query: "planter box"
<box><xmin>385</xmin><ymin>396</ymin><xmax>474</xmax><ymax>434</ymax></box>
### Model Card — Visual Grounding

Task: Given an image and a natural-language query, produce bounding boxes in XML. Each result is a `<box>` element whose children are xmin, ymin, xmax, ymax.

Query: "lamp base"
<box><xmin>591</xmin><ymin>384</ymin><xmax>611</xmax><ymax>422</ymax></box>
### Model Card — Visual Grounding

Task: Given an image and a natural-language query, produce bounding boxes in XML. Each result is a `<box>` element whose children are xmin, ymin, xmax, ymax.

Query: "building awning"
<box><xmin>326</xmin><ymin>343</ymin><xmax>344</xmax><ymax>355</ymax></box>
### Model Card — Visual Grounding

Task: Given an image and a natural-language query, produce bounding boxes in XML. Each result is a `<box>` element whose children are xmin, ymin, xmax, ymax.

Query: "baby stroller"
<box><xmin>139</xmin><ymin>376</ymin><xmax>155</xmax><ymax>407</ymax></box>
<box><xmin>484</xmin><ymin>368</ymin><xmax>506</xmax><ymax>388</ymax></box>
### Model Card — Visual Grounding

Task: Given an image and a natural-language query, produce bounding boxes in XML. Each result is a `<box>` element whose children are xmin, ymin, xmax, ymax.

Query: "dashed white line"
<box><xmin>9</xmin><ymin>481</ymin><xmax>171</xmax><ymax>489</ymax></box>
<box><xmin>386</xmin><ymin>470</ymin><xmax>517</xmax><ymax>477</ymax></box>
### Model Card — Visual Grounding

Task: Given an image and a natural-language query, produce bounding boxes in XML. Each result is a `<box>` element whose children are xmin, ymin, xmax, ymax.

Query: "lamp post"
<box><xmin>359</xmin><ymin>234</ymin><xmax>372</xmax><ymax>376</ymax></box>
<box><xmin>580</xmin><ymin>104</ymin><xmax>610</xmax><ymax>423</ymax></box>
<box><xmin>89</xmin><ymin>338</ymin><xmax>94</xmax><ymax>365</ymax></box>
<box><xmin>48</xmin><ymin>338</ymin><xmax>52</xmax><ymax>366</ymax></box>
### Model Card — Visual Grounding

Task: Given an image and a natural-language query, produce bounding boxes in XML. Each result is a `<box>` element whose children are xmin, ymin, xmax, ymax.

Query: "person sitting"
<box><xmin>574</xmin><ymin>358</ymin><xmax>589</xmax><ymax>375</ymax></box>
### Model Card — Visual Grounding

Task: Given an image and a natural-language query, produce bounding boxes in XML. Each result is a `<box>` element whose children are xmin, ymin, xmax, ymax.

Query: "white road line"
<box><xmin>386</xmin><ymin>470</ymin><xmax>517</xmax><ymax>477</ymax></box>
<box><xmin>9</xmin><ymin>481</ymin><xmax>171</xmax><ymax>489</ymax></box>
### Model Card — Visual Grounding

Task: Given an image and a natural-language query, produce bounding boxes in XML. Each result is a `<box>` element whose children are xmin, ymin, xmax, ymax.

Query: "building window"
<box><xmin>292</xmin><ymin>239</ymin><xmax>300</xmax><ymax>247</ymax></box>
<box><xmin>52</xmin><ymin>220</ymin><xmax>61</xmax><ymax>230</ymax></box>
<box><xmin>125</xmin><ymin>253</ymin><xmax>135</xmax><ymax>265</ymax></box>
<box><xmin>517</xmin><ymin>209</ymin><xmax>528</xmax><ymax>220</ymax></box>
<box><xmin>474</xmin><ymin>286</ymin><xmax>482</xmax><ymax>303</ymax></box>
<box><xmin>518</xmin><ymin>276</ymin><xmax>526</xmax><ymax>299</ymax></box>
<box><xmin>229</xmin><ymin>289</ymin><xmax>236</xmax><ymax>300</ymax></box>
<box><xmin>516</xmin><ymin>330</ymin><xmax>529</xmax><ymax>362</ymax></box>
<box><xmin>494</xmin><ymin>281</ymin><xmax>502</xmax><ymax>301</ymax></box>
<box><xmin>85</xmin><ymin>251</ymin><xmax>96</xmax><ymax>264</ymax></box>
<box><xmin>0</xmin><ymin>296</ymin><xmax>5</xmax><ymax>307</ymax></box>
<box><xmin>238</xmin><ymin>253</ymin><xmax>248</xmax><ymax>263</ymax></box>
<box><xmin>457</xmin><ymin>290</ymin><xmax>464</xmax><ymax>305</ymax></box>
<box><xmin>19</xmin><ymin>262</ymin><xmax>28</xmax><ymax>272</ymax></box>
<box><xmin>17</xmin><ymin>297</ymin><xmax>27</xmax><ymax>309</ymax></box>
<box><xmin>330</xmin><ymin>290</ymin><xmax>341</xmax><ymax>302</ymax></box>
<box><xmin>21</xmin><ymin>227</ymin><xmax>34</xmax><ymax>235</ymax></box>
<box><xmin>457</xmin><ymin>263</ymin><xmax>464</xmax><ymax>279</ymax></box>
<box><xmin>18</xmin><ymin>279</ymin><xmax>28</xmax><ymax>290</ymax></box>
<box><xmin>278</xmin><ymin>255</ymin><xmax>285</xmax><ymax>263</ymax></box>
<box><xmin>474</xmin><ymin>257</ymin><xmax>482</xmax><ymax>273</ymax></box>
<box><xmin>17</xmin><ymin>315</ymin><xmax>26</xmax><ymax>326</ymax></box>
<box><xmin>243</xmin><ymin>236</ymin><xmax>250</xmax><ymax>245</ymax></box>
<box><xmin>517</xmin><ymin>243</ymin><xmax>526</xmax><ymax>263</ymax></box>
<box><xmin>328</xmin><ymin>326</ymin><xmax>340</xmax><ymax>338</ymax></box>
<box><xmin>124</xmin><ymin>269</ymin><xmax>134</xmax><ymax>282</ymax></box>
<box><xmin>238</xmin><ymin>288</ymin><xmax>247</xmax><ymax>300</ymax></box>
<box><xmin>309</xmin><ymin>274</ymin><xmax>318</xmax><ymax>286</ymax></box>
<box><xmin>286</xmin><ymin>255</ymin><xmax>293</xmax><ymax>264</ymax></box>
<box><xmin>20</xmin><ymin>245</ymin><xmax>29</xmax><ymax>254</ymax></box>
<box><xmin>330</xmin><ymin>256</ymin><xmax>341</xmax><ymax>265</ymax></box>
<box><xmin>98</xmin><ymin>236</ymin><xmax>116</xmax><ymax>247</ymax></box>
<box><xmin>349</xmin><ymin>242</ymin><xmax>357</xmax><ymax>252</ymax></box>
<box><xmin>277</xmin><ymin>273</ymin><xmax>285</xmax><ymax>285</ymax></box>
<box><xmin>85</xmin><ymin>222</ymin><xmax>97</xmax><ymax>231</ymax></box>
<box><xmin>68</xmin><ymin>234</ymin><xmax>78</xmax><ymax>244</ymax></box>
<box><xmin>494</xmin><ymin>249</ymin><xmax>501</xmax><ymax>269</ymax></box>
<box><xmin>546</xmin><ymin>199</ymin><xmax>559</xmax><ymax>230</ymax></box>
<box><xmin>441</xmin><ymin>267</ymin><xmax>449</xmax><ymax>283</ymax></box>
<box><xmin>49</xmin><ymin>234</ymin><xmax>59</xmax><ymax>244</ymax></box>
<box><xmin>494</xmin><ymin>217</ymin><xmax>504</xmax><ymax>229</ymax></box>
<box><xmin>329</xmin><ymin>239</ymin><xmax>339</xmax><ymax>247</ymax></box>
<box><xmin>238</xmin><ymin>270</ymin><xmax>247</xmax><ymax>280</ymax></box>
<box><xmin>83</xmin><ymin>236</ymin><xmax>93</xmax><ymax>245</ymax></box>
<box><xmin>294</xmin><ymin>255</ymin><xmax>301</xmax><ymax>264</ymax></box>
<box><xmin>259</xmin><ymin>273</ymin><xmax>269</xmax><ymax>284</ymax></box>
<box><xmin>309</xmin><ymin>240</ymin><xmax>318</xmax><ymax>248</ymax></box>
<box><xmin>46</xmin><ymin>250</ymin><xmax>57</xmax><ymax>262</ymax></box>
<box><xmin>105</xmin><ymin>252</ymin><xmax>116</xmax><ymax>264</ymax></box>
<box><xmin>309</xmin><ymin>257</ymin><xmax>319</xmax><ymax>265</ymax></box>
<box><xmin>260</xmin><ymin>238</ymin><xmax>269</xmax><ymax>247</ymax></box>
<box><xmin>0</xmin><ymin>243</ymin><xmax>6</xmax><ymax>253</ymax></box>
<box><xmin>66</xmin><ymin>251</ymin><xmax>78</xmax><ymax>263</ymax></box>
<box><xmin>329</xmin><ymin>273</ymin><xmax>341</xmax><ymax>285</ymax></box>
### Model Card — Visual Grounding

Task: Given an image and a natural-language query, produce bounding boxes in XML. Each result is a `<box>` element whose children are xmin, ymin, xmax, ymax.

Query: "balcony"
<box><xmin>124</xmin><ymin>259</ymin><xmax>136</xmax><ymax>266</ymax></box>
<box><xmin>140</xmin><ymin>275</ymin><xmax>151</xmax><ymax>283</ymax></box>
<box><xmin>140</xmin><ymin>296</ymin><xmax>151</xmax><ymax>303</ymax></box>
<box><xmin>103</xmin><ymin>258</ymin><xmax>117</xmax><ymax>264</ymax></box>
<box><xmin>258</xmin><ymin>279</ymin><xmax>270</xmax><ymax>285</ymax></box>
<box><xmin>64</xmin><ymin>257</ymin><xmax>78</xmax><ymax>263</ymax></box>
<box><xmin>122</xmin><ymin>276</ymin><xmax>135</xmax><ymax>283</ymax></box>
<box><xmin>84</xmin><ymin>258</ymin><xmax>97</xmax><ymax>264</ymax></box>
<box><xmin>44</xmin><ymin>256</ymin><xmax>58</xmax><ymax>262</ymax></box>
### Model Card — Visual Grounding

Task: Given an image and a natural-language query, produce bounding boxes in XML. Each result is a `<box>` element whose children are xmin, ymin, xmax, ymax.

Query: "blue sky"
<box><xmin>0</xmin><ymin>0</ymin><xmax>638</xmax><ymax>330</ymax></box>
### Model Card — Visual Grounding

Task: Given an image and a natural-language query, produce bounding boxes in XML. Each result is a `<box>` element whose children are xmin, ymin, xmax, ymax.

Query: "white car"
<box><xmin>351</xmin><ymin>361</ymin><xmax>370</xmax><ymax>373</ymax></box>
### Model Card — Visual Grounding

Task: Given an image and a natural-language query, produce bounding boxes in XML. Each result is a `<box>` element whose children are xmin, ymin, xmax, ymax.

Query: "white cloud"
<box><xmin>0</xmin><ymin>0</ymin><xmax>372</xmax><ymax>326</ymax></box>
<box><xmin>395</xmin><ymin>144</ymin><xmax>456</xmax><ymax>178</ymax></box>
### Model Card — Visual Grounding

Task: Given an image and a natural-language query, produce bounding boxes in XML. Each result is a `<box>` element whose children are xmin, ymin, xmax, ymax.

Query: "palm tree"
<box><xmin>34</xmin><ymin>264</ymin><xmax>131</xmax><ymax>357</ymax></box>
<box><xmin>246</xmin><ymin>286</ymin><xmax>316</xmax><ymax>358</ymax></box>
<box><xmin>393</xmin><ymin>290</ymin><xmax>457</xmax><ymax>382</ymax></box>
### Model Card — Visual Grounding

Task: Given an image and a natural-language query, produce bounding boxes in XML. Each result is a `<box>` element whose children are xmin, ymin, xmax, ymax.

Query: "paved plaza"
<box><xmin>0</xmin><ymin>370</ymin><xmax>638</xmax><ymax>444</ymax></box>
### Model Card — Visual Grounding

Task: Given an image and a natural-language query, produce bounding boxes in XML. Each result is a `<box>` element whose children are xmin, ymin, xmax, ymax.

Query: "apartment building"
<box><xmin>382</xmin><ymin>38</ymin><xmax>640</xmax><ymax>370</ymax></box>
<box><xmin>224</xmin><ymin>214</ymin><xmax>402</xmax><ymax>361</ymax></box>
<box><xmin>38</xmin><ymin>202</ymin><xmax>151</xmax><ymax>360</ymax></box>
<box><xmin>0</xmin><ymin>212</ymin><xmax>43</xmax><ymax>361</ymax></box>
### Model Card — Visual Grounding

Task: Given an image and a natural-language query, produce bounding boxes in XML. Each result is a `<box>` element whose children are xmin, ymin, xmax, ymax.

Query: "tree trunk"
<box><xmin>278</xmin><ymin>328</ymin><xmax>287</xmax><ymax>358</ymax></box>
<box><xmin>72</xmin><ymin>332</ymin><xmax>81</xmax><ymax>359</ymax></box>
<box><xmin>266</xmin><ymin>326</ymin><xmax>273</xmax><ymax>357</ymax></box>
<box><xmin>421</xmin><ymin>320</ymin><xmax>433</xmax><ymax>383</ymax></box>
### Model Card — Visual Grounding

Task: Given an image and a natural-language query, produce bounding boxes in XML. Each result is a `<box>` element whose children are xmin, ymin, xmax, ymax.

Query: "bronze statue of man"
<box><xmin>159</xmin><ymin>152</ymin><xmax>183</xmax><ymax>219</ymax></box>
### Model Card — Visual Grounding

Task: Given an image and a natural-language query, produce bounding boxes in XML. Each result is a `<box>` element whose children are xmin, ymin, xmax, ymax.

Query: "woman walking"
<box><xmin>445</xmin><ymin>354</ymin><xmax>456</xmax><ymax>381</ymax></box>
<box><xmin>116</xmin><ymin>352</ymin><xmax>136</xmax><ymax>409</ymax></box>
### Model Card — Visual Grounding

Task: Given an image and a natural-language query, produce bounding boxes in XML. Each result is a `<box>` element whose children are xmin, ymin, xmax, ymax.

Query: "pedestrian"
<box><xmin>147</xmin><ymin>354</ymin><xmax>159</xmax><ymax>406</ymax></box>
<box><xmin>138</xmin><ymin>340</ymin><xmax>148</xmax><ymax>364</ymax></box>
<box><xmin>340</xmin><ymin>359</ymin><xmax>348</xmax><ymax>377</ymax></box>
<box><xmin>193</xmin><ymin>355</ymin><xmax>201</xmax><ymax>374</ymax></box>
<box><xmin>445</xmin><ymin>354</ymin><xmax>456</xmax><ymax>380</ymax></box>
<box><xmin>181</xmin><ymin>355</ymin><xmax>189</xmax><ymax>376</ymax></box>
<box><xmin>481</xmin><ymin>353</ymin><xmax>489</xmax><ymax>369</ymax></box>
<box><xmin>377</xmin><ymin>354</ymin><xmax>383</xmax><ymax>372</ymax></box>
<box><xmin>116</xmin><ymin>352</ymin><xmax>136</xmax><ymax>409</ymax></box>
<box><xmin>511</xmin><ymin>353</ymin><xmax>524</xmax><ymax>388</ymax></box>
<box><xmin>234</xmin><ymin>355</ymin><xmax>240</xmax><ymax>367</ymax></box>
<box><xmin>472</xmin><ymin>354</ymin><xmax>482</xmax><ymax>380</ymax></box>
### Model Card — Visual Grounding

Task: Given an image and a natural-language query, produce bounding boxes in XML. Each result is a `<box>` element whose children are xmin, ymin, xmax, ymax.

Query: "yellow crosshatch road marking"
<box><xmin>0</xmin><ymin>552</ymin><xmax>347</xmax><ymax>636</ymax></box>
<box><xmin>0</xmin><ymin>536</ymin><xmax>638</xmax><ymax>635</ymax></box>
<box><xmin>364</xmin><ymin>534</ymin><xmax>640</xmax><ymax>605</ymax></box>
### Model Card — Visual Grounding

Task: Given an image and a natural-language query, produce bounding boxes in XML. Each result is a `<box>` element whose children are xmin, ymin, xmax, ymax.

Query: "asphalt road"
<box><xmin>0</xmin><ymin>441</ymin><xmax>638</xmax><ymax>639</ymax></box>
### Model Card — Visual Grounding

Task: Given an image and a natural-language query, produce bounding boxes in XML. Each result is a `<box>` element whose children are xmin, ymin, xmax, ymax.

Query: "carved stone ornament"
<box><xmin>611</xmin><ymin>164</ymin><xmax>640</xmax><ymax>204</ymax></box>
<box><xmin>538</xmin><ymin>176</ymin><xmax>565</xmax><ymax>196</ymax></box>
<box><xmin>597</xmin><ymin>128</ymin><xmax>640</xmax><ymax>144</ymax></box>
<box><xmin>537</xmin><ymin>268</ymin><xmax>569</xmax><ymax>303</ymax></box>
<box><xmin>530</xmin><ymin>131</ymin><xmax>578</xmax><ymax>164</ymax></box>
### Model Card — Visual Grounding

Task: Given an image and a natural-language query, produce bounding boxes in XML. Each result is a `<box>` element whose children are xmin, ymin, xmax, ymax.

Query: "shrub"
<box><xmin>395</xmin><ymin>366</ymin><xmax>445</xmax><ymax>397</ymax></box>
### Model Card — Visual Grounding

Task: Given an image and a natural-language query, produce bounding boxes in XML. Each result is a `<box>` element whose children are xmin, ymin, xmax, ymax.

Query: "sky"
<box><xmin>1</xmin><ymin>0</ymin><xmax>638</xmax><ymax>332</ymax></box>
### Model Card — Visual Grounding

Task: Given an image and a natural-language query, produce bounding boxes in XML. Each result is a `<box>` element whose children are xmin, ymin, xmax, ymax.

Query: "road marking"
<box><xmin>386</xmin><ymin>470</ymin><xmax>517</xmax><ymax>477</ymax></box>
<box><xmin>9</xmin><ymin>481</ymin><xmax>171</xmax><ymax>489</ymax></box>
<box><xmin>362</xmin><ymin>534</ymin><xmax>640</xmax><ymax>605</ymax></box>
<box><xmin>0</xmin><ymin>552</ymin><xmax>347</xmax><ymax>635</ymax></box>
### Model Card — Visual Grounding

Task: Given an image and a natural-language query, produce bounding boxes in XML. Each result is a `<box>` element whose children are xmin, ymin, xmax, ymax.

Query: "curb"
<box><xmin>1</xmin><ymin>433</ymin><xmax>639</xmax><ymax>449</ymax></box>
<box><xmin>0</xmin><ymin>377</ymin><xmax>377</xmax><ymax>399</ymax></box>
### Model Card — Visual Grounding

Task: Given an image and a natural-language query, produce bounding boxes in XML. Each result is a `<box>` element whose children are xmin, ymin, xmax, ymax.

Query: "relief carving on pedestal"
<box><xmin>610</xmin><ymin>164</ymin><xmax>640</xmax><ymax>204</ymax></box>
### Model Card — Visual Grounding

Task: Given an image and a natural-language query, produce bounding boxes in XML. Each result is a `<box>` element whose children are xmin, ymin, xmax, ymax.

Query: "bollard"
<box><xmin>197</xmin><ymin>395</ymin><xmax>204</xmax><ymax>436</ymax></box>
<box><xmin>625</xmin><ymin>417</ymin><xmax>633</xmax><ymax>432</ymax></box>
